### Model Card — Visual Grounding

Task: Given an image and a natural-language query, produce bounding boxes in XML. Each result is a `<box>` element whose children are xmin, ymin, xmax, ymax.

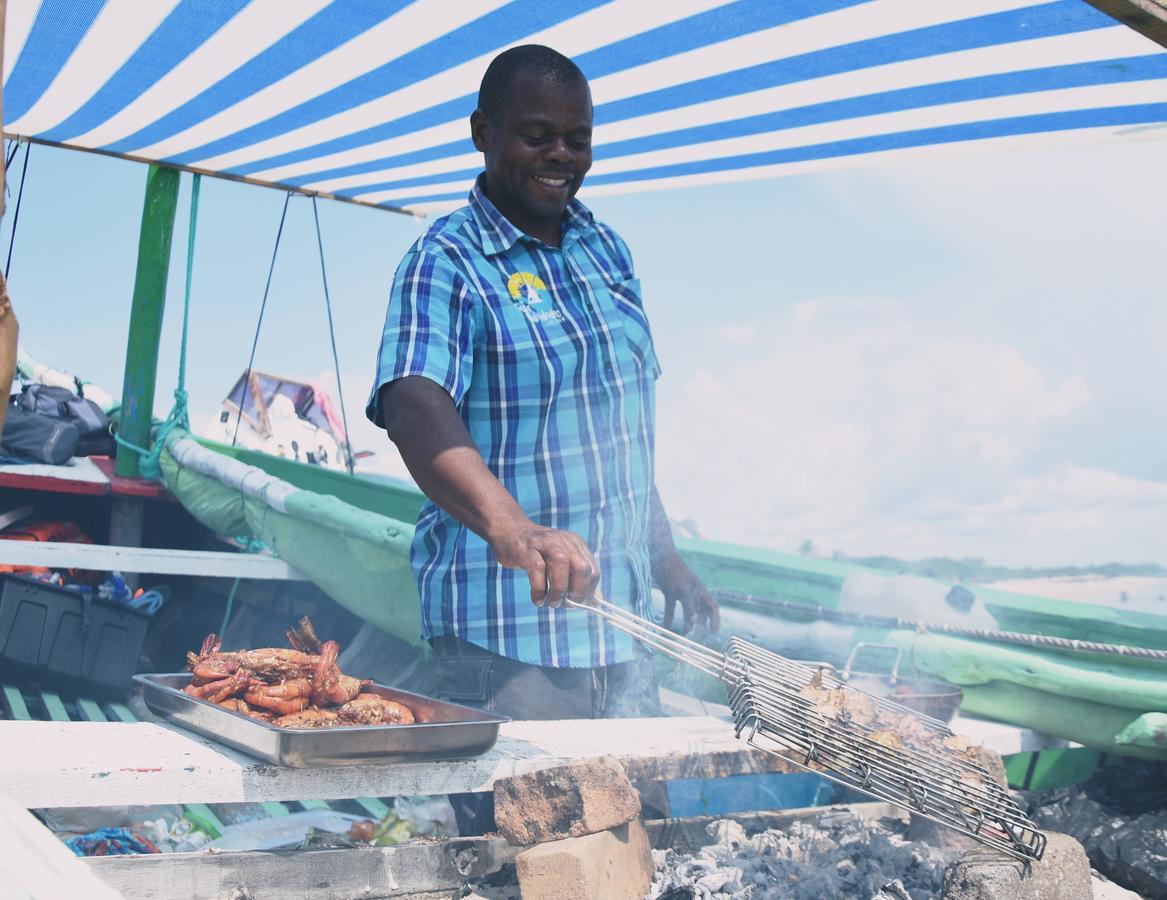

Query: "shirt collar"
<box><xmin>468</xmin><ymin>173</ymin><xmax>594</xmax><ymax>256</ymax></box>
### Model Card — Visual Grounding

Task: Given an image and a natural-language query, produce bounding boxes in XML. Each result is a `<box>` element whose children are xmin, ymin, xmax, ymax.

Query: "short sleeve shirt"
<box><xmin>367</xmin><ymin>177</ymin><xmax>662</xmax><ymax>668</ymax></box>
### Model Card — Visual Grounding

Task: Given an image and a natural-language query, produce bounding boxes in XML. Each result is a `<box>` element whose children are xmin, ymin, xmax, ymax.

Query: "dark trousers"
<box><xmin>429</xmin><ymin>635</ymin><xmax>664</xmax><ymax>834</ymax></box>
<box><xmin>429</xmin><ymin>634</ymin><xmax>662</xmax><ymax>720</ymax></box>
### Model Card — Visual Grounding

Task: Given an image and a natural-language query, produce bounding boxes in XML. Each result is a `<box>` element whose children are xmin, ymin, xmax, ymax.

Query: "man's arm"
<box><xmin>0</xmin><ymin>274</ymin><xmax>18</xmax><ymax>435</ymax></box>
<box><xmin>381</xmin><ymin>376</ymin><xmax>600</xmax><ymax>609</ymax></box>
<box><xmin>648</xmin><ymin>486</ymin><xmax>720</xmax><ymax>634</ymax></box>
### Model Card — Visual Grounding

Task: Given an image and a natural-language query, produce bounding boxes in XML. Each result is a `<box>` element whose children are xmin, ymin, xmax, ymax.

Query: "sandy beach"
<box><xmin>985</xmin><ymin>575</ymin><xmax>1167</xmax><ymax>615</ymax></box>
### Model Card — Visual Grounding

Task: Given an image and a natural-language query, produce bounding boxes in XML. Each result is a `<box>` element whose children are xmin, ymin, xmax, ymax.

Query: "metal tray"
<box><xmin>135</xmin><ymin>673</ymin><xmax>509</xmax><ymax>768</ymax></box>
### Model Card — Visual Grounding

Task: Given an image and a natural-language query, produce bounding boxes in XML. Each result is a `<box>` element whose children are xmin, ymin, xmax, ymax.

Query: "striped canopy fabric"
<box><xmin>4</xmin><ymin>0</ymin><xmax>1166</xmax><ymax>216</ymax></box>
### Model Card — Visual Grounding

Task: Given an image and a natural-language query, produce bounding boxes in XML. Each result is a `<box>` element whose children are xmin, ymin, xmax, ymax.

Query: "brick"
<box><xmin>941</xmin><ymin>831</ymin><xmax>1093</xmax><ymax>900</ymax></box>
<box><xmin>515</xmin><ymin>819</ymin><xmax>653</xmax><ymax>900</ymax></box>
<box><xmin>494</xmin><ymin>756</ymin><xmax>641</xmax><ymax>846</ymax></box>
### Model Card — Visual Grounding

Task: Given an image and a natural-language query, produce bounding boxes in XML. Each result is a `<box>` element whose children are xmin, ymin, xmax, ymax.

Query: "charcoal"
<box><xmin>1027</xmin><ymin>762</ymin><xmax>1167</xmax><ymax>897</ymax></box>
<box><xmin>873</xmin><ymin>881</ymin><xmax>914</xmax><ymax>900</ymax></box>
<box><xmin>648</xmin><ymin>809</ymin><xmax>958</xmax><ymax>899</ymax></box>
<box><xmin>1094</xmin><ymin>809</ymin><xmax>1167</xmax><ymax>899</ymax></box>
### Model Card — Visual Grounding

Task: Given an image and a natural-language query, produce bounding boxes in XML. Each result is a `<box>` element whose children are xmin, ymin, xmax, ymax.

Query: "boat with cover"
<box><xmin>154</xmin><ymin>426</ymin><xmax>1167</xmax><ymax>762</ymax></box>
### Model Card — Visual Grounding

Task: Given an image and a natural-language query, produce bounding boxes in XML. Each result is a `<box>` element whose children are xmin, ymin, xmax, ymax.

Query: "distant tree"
<box><xmin>831</xmin><ymin>551</ymin><xmax>1166</xmax><ymax>582</ymax></box>
<box><xmin>798</xmin><ymin>539</ymin><xmax>816</xmax><ymax>557</ymax></box>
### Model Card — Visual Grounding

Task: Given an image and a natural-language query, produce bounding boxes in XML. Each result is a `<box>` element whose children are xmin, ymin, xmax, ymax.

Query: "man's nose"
<box><xmin>545</xmin><ymin>135</ymin><xmax>574</xmax><ymax>164</ymax></box>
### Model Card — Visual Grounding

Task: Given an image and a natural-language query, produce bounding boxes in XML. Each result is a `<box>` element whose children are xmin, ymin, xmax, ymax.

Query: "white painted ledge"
<box><xmin>0</xmin><ymin>716</ymin><xmax>789</xmax><ymax>809</ymax></box>
<box><xmin>0</xmin><ymin>791</ymin><xmax>122</xmax><ymax>899</ymax></box>
<box><xmin>0</xmin><ymin>541</ymin><xmax>306</xmax><ymax>580</ymax></box>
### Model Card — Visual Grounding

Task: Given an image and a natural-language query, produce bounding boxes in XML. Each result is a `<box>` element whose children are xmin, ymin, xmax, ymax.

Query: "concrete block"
<box><xmin>974</xmin><ymin>746</ymin><xmax>1009</xmax><ymax>791</ymax></box>
<box><xmin>909</xmin><ymin>747</ymin><xmax>1011</xmax><ymax>851</ymax></box>
<box><xmin>494</xmin><ymin>756</ymin><xmax>640</xmax><ymax>846</ymax></box>
<box><xmin>515</xmin><ymin>819</ymin><xmax>653</xmax><ymax>900</ymax></box>
<box><xmin>941</xmin><ymin>831</ymin><xmax>1093</xmax><ymax>900</ymax></box>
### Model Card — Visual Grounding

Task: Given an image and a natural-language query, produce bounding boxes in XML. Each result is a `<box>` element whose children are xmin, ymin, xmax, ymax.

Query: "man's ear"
<box><xmin>470</xmin><ymin>109</ymin><xmax>491</xmax><ymax>153</ymax></box>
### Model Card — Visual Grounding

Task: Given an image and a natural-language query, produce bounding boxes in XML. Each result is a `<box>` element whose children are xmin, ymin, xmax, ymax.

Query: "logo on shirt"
<box><xmin>507</xmin><ymin>271</ymin><xmax>562</xmax><ymax>323</ymax></box>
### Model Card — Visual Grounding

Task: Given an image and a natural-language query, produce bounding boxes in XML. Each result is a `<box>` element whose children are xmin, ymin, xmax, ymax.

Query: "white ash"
<box><xmin>647</xmin><ymin>809</ymin><xmax>958</xmax><ymax>900</ymax></box>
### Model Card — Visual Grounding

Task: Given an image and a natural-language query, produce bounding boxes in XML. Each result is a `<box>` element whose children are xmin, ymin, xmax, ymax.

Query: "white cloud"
<box><xmin>652</xmin><ymin>298</ymin><xmax>1165</xmax><ymax>566</ymax></box>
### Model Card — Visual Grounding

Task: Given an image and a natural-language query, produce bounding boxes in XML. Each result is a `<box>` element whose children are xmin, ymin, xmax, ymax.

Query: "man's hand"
<box><xmin>0</xmin><ymin>272</ymin><xmax>15</xmax><ymax>331</ymax></box>
<box><xmin>0</xmin><ymin>272</ymin><xmax>19</xmax><ymax>436</ymax></box>
<box><xmin>490</xmin><ymin>522</ymin><xmax>600</xmax><ymax>609</ymax></box>
<box><xmin>654</xmin><ymin>551</ymin><xmax>720</xmax><ymax>636</ymax></box>
<box><xmin>647</xmin><ymin>485</ymin><xmax>719</xmax><ymax>635</ymax></box>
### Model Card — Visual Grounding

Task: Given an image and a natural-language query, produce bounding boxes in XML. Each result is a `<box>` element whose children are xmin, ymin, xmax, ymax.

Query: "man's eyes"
<box><xmin>520</xmin><ymin>132</ymin><xmax>592</xmax><ymax>147</ymax></box>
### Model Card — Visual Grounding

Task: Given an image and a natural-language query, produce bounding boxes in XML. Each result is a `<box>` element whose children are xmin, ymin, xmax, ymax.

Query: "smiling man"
<box><xmin>368</xmin><ymin>46</ymin><xmax>717</xmax><ymax>728</ymax></box>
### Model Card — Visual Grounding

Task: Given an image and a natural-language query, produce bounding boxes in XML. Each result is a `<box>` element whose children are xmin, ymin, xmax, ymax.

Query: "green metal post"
<box><xmin>116</xmin><ymin>164</ymin><xmax>180</xmax><ymax>478</ymax></box>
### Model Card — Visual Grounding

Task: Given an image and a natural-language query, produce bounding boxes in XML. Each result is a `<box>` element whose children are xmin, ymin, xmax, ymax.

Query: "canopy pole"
<box><xmin>115</xmin><ymin>164</ymin><xmax>180</xmax><ymax>478</ymax></box>
<box><xmin>1083</xmin><ymin>0</ymin><xmax>1167</xmax><ymax>48</ymax></box>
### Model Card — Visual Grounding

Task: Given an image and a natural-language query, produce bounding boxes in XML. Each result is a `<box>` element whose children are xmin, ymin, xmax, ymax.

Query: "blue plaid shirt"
<box><xmin>367</xmin><ymin>177</ymin><xmax>661</xmax><ymax>668</ymax></box>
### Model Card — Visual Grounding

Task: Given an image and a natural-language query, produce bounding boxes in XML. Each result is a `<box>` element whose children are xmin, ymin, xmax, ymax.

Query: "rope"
<box><xmin>310</xmin><ymin>195</ymin><xmax>354</xmax><ymax>474</ymax></box>
<box><xmin>219</xmin><ymin>576</ymin><xmax>242</xmax><ymax>639</ymax></box>
<box><xmin>712</xmin><ymin>588</ymin><xmax>1167</xmax><ymax>662</ymax></box>
<box><xmin>114</xmin><ymin>174</ymin><xmax>201</xmax><ymax>477</ymax></box>
<box><xmin>232</xmin><ymin>191</ymin><xmax>291</xmax><ymax>447</ymax></box>
<box><xmin>4</xmin><ymin>141</ymin><xmax>31</xmax><ymax>279</ymax></box>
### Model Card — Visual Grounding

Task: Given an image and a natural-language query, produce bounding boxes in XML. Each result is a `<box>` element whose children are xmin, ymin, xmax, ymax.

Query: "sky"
<box><xmin>3</xmin><ymin>132</ymin><xmax>1165</xmax><ymax>568</ymax></box>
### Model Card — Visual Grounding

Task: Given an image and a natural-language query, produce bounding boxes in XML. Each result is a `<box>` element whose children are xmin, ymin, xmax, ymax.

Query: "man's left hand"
<box><xmin>654</xmin><ymin>554</ymin><xmax>720</xmax><ymax>636</ymax></box>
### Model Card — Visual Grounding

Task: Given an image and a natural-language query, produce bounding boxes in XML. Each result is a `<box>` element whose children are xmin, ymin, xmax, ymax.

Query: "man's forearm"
<box><xmin>382</xmin><ymin>376</ymin><xmax>526</xmax><ymax>544</ymax></box>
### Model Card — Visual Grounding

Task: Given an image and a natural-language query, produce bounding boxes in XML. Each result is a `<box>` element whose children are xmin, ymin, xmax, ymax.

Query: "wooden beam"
<box><xmin>0</xmin><ymin>716</ymin><xmax>797</xmax><ymax>808</ymax></box>
<box><xmin>0</xmin><ymin>459</ymin><xmax>111</xmax><ymax>495</ymax></box>
<box><xmin>0</xmin><ymin>540</ymin><xmax>307</xmax><ymax>580</ymax></box>
<box><xmin>1082</xmin><ymin>0</ymin><xmax>1167</xmax><ymax>48</ymax></box>
<box><xmin>116</xmin><ymin>165</ymin><xmax>180</xmax><ymax>479</ymax></box>
<box><xmin>0</xmin><ymin>791</ymin><xmax>122</xmax><ymax>900</ymax></box>
<box><xmin>84</xmin><ymin>835</ymin><xmax>518</xmax><ymax>900</ymax></box>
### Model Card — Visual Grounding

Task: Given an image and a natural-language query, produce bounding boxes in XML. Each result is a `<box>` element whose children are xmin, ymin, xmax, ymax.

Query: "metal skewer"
<box><xmin>566</xmin><ymin>593</ymin><xmax>1046</xmax><ymax>861</ymax></box>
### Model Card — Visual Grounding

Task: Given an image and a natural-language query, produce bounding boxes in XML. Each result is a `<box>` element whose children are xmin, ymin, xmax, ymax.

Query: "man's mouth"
<box><xmin>532</xmin><ymin>175</ymin><xmax>570</xmax><ymax>189</ymax></box>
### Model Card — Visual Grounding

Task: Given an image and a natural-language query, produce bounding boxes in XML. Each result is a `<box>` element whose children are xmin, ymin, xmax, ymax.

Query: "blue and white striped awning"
<box><xmin>4</xmin><ymin>0</ymin><xmax>1167</xmax><ymax>215</ymax></box>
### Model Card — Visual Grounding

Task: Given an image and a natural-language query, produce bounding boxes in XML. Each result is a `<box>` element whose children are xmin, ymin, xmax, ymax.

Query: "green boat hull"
<box><xmin>164</xmin><ymin>440</ymin><xmax>1167</xmax><ymax>759</ymax></box>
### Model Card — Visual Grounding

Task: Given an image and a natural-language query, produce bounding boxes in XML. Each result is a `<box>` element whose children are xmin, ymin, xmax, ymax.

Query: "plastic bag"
<box><xmin>394</xmin><ymin>795</ymin><xmax>458</xmax><ymax>838</ymax></box>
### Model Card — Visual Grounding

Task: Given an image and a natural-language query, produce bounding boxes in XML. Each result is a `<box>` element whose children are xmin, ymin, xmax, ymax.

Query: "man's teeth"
<box><xmin>534</xmin><ymin>176</ymin><xmax>568</xmax><ymax>186</ymax></box>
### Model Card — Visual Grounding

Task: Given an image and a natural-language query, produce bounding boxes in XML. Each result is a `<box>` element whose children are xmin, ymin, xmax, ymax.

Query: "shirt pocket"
<box><xmin>435</xmin><ymin>654</ymin><xmax>493</xmax><ymax>709</ymax></box>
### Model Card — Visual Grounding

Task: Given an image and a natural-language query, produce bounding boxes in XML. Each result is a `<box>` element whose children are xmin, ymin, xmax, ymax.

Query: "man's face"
<box><xmin>471</xmin><ymin>70</ymin><xmax>593</xmax><ymax>244</ymax></box>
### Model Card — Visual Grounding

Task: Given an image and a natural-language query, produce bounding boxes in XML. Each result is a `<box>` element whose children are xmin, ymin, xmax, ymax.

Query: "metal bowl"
<box><xmin>842</xmin><ymin>672</ymin><xmax>963</xmax><ymax>722</ymax></box>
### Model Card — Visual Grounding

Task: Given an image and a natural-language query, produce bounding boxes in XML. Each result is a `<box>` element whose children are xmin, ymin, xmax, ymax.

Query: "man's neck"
<box><xmin>481</xmin><ymin>183</ymin><xmax>562</xmax><ymax>248</ymax></box>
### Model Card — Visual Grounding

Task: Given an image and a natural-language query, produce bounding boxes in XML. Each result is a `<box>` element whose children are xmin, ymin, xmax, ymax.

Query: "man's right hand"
<box><xmin>490</xmin><ymin>522</ymin><xmax>600</xmax><ymax>609</ymax></box>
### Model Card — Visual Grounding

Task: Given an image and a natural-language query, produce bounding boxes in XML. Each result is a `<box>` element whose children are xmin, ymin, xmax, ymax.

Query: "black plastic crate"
<box><xmin>0</xmin><ymin>573</ymin><xmax>150</xmax><ymax>696</ymax></box>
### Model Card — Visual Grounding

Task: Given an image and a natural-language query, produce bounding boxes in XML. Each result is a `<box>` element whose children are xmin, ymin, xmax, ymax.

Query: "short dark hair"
<box><xmin>477</xmin><ymin>45</ymin><xmax>588</xmax><ymax>122</ymax></box>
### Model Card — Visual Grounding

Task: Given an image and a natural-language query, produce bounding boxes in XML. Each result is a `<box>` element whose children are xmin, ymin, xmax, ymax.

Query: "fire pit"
<box><xmin>646</xmin><ymin>805</ymin><xmax>1095</xmax><ymax>900</ymax></box>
